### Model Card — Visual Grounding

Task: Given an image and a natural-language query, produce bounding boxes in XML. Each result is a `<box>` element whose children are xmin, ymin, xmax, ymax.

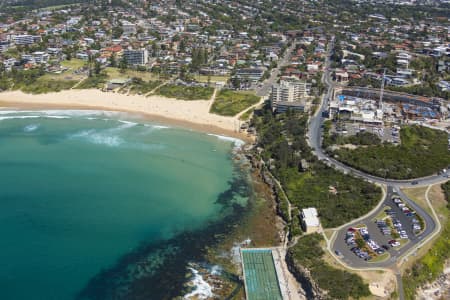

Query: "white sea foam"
<box><xmin>0</xmin><ymin>115</ymin><xmax>41</xmax><ymax>121</ymax></box>
<box><xmin>69</xmin><ymin>129</ymin><xmax>124</xmax><ymax>147</ymax></box>
<box><xmin>24</xmin><ymin>124</ymin><xmax>40</xmax><ymax>132</ymax></box>
<box><xmin>210</xmin><ymin>265</ymin><xmax>222</xmax><ymax>276</ymax></box>
<box><xmin>144</xmin><ymin>124</ymin><xmax>170</xmax><ymax>129</ymax></box>
<box><xmin>183</xmin><ymin>267</ymin><xmax>213</xmax><ymax>300</ymax></box>
<box><xmin>118</xmin><ymin>120</ymin><xmax>138</xmax><ymax>126</ymax></box>
<box><xmin>207</xmin><ymin>133</ymin><xmax>245</xmax><ymax>148</ymax></box>
<box><xmin>45</xmin><ymin>115</ymin><xmax>71</xmax><ymax>119</ymax></box>
<box><xmin>0</xmin><ymin>115</ymin><xmax>71</xmax><ymax>121</ymax></box>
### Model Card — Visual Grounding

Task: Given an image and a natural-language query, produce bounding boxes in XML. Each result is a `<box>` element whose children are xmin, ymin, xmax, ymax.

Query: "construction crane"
<box><xmin>379</xmin><ymin>68</ymin><xmax>386</xmax><ymax>110</ymax></box>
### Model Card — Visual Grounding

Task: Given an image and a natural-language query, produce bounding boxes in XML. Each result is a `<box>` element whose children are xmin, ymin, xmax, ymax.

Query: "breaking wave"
<box><xmin>183</xmin><ymin>267</ymin><xmax>213</xmax><ymax>300</ymax></box>
<box><xmin>207</xmin><ymin>134</ymin><xmax>245</xmax><ymax>148</ymax></box>
<box><xmin>24</xmin><ymin>124</ymin><xmax>40</xmax><ymax>132</ymax></box>
<box><xmin>69</xmin><ymin>129</ymin><xmax>124</xmax><ymax>147</ymax></box>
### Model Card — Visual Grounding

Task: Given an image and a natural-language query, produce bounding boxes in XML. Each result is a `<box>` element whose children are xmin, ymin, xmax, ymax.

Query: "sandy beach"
<box><xmin>0</xmin><ymin>89</ymin><xmax>250</xmax><ymax>141</ymax></box>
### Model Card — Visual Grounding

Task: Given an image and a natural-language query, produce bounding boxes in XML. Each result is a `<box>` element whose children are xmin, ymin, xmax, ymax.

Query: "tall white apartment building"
<box><xmin>123</xmin><ymin>49</ymin><xmax>149</xmax><ymax>65</ymax></box>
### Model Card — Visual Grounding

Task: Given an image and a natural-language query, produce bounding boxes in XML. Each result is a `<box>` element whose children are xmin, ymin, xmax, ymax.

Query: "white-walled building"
<box><xmin>301</xmin><ymin>207</ymin><xmax>320</xmax><ymax>233</ymax></box>
<box><xmin>271</xmin><ymin>77</ymin><xmax>310</xmax><ymax>112</ymax></box>
<box><xmin>123</xmin><ymin>49</ymin><xmax>148</xmax><ymax>65</ymax></box>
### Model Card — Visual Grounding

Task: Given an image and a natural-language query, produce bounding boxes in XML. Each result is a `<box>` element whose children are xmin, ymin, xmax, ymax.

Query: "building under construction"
<box><xmin>330</xmin><ymin>87</ymin><xmax>444</xmax><ymax>122</ymax></box>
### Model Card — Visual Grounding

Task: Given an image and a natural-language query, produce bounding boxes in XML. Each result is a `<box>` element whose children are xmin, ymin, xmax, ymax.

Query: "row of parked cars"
<box><xmin>376</xmin><ymin>219</ymin><xmax>403</xmax><ymax>248</ymax></box>
<box><xmin>345</xmin><ymin>227</ymin><xmax>386</xmax><ymax>261</ymax></box>
<box><xmin>392</xmin><ymin>196</ymin><xmax>422</xmax><ymax>233</ymax></box>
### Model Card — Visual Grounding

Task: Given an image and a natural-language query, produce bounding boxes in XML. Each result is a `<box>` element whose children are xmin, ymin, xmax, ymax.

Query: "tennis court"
<box><xmin>241</xmin><ymin>249</ymin><xmax>283</xmax><ymax>300</ymax></box>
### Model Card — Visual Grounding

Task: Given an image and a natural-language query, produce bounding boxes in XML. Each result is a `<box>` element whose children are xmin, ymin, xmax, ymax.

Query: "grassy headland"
<box><xmin>155</xmin><ymin>84</ymin><xmax>214</xmax><ymax>100</ymax></box>
<box><xmin>252</xmin><ymin>107</ymin><xmax>381</xmax><ymax>228</ymax></box>
<box><xmin>210</xmin><ymin>89</ymin><xmax>260</xmax><ymax>116</ymax></box>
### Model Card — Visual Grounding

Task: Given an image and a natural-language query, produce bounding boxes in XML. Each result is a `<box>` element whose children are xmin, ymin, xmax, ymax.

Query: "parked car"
<box><xmin>389</xmin><ymin>240</ymin><xmax>400</xmax><ymax>247</ymax></box>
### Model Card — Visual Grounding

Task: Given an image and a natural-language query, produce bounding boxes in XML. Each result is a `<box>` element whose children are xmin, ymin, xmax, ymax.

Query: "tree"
<box><xmin>119</xmin><ymin>56</ymin><xmax>128</xmax><ymax>73</ymax></box>
<box><xmin>179</xmin><ymin>38</ymin><xmax>186</xmax><ymax>53</ymax></box>
<box><xmin>94</xmin><ymin>61</ymin><xmax>101</xmax><ymax>75</ymax></box>
<box><xmin>109</xmin><ymin>53</ymin><xmax>117</xmax><ymax>67</ymax></box>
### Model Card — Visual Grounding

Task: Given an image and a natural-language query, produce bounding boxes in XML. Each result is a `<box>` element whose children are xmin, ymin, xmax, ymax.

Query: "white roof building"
<box><xmin>301</xmin><ymin>208</ymin><xmax>320</xmax><ymax>233</ymax></box>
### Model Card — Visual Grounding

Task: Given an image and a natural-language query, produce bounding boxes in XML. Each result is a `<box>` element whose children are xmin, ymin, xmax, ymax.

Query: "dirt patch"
<box><xmin>359</xmin><ymin>270</ymin><xmax>396</xmax><ymax>299</ymax></box>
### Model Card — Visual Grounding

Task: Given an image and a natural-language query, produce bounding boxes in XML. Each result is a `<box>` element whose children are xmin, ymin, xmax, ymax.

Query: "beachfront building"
<box><xmin>123</xmin><ymin>49</ymin><xmax>149</xmax><ymax>66</ymax></box>
<box><xmin>271</xmin><ymin>77</ymin><xmax>310</xmax><ymax>113</ymax></box>
<box><xmin>301</xmin><ymin>207</ymin><xmax>320</xmax><ymax>233</ymax></box>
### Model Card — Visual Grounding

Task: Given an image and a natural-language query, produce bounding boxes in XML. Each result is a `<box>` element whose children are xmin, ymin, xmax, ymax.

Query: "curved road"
<box><xmin>332</xmin><ymin>186</ymin><xmax>436</xmax><ymax>269</ymax></box>
<box><xmin>307</xmin><ymin>37</ymin><xmax>448</xmax><ymax>188</ymax></box>
<box><xmin>305</xmin><ymin>37</ymin><xmax>446</xmax><ymax>298</ymax></box>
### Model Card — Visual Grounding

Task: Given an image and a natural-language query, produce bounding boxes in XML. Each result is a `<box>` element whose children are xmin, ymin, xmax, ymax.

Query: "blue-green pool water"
<box><xmin>0</xmin><ymin>110</ymin><xmax>250</xmax><ymax>300</ymax></box>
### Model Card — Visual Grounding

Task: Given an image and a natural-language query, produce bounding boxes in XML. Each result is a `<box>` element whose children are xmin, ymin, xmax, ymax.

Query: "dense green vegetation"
<box><xmin>75</xmin><ymin>73</ymin><xmax>107</xmax><ymax>89</ymax></box>
<box><xmin>0</xmin><ymin>68</ymin><xmax>77</xmax><ymax>93</ymax></box>
<box><xmin>19</xmin><ymin>79</ymin><xmax>77</xmax><ymax>94</ymax></box>
<box><xmin>252</xmin><ymin>107</ymin><xmax>381</xmax><ymax>228</ymax></box>
<box><xmin>288</xmin><ymin>208</ymin><xmax>302</xmax><ymax>240</ymax></box>
<box><xmin>128</xmin><ymin>78</ymin><xmax>161</xmax><ymax>95</ymax></box>
<box><xmin>155</xmin><ymin>84</ymin><xmax>214</xmax><ymax>100</ymax></box>
<box><xmin>442</xmin><ymin>181</ymin><xmax>450</xmax><ymax>210</ymax></box>
<box><xmin>403</xmin><ymin>182</ymin><xmax>450</xmax><ymax>299</ymax></box>
<box><xmin>210</xmin><ymin>90</ymin><xmax>260</xmax><ymax>116</ymax></box>
<box><xmin>287</xmin><ymin>233</ymin><xmax>371</xmax><ymax>299</ymax></box>
<box><xmin>324</xmin><ymin>131</ymin><xmax>381</xmax><ymax>148</ymax></box>
<box><xmin>331</xmin><ymin>125</ymin><xmax>450</xmax><ymax>179</ymax></box>
<box><xmin>272</xmin><ymin>179</ymin><xmax>290</xmax><ymax>223</ymax></box>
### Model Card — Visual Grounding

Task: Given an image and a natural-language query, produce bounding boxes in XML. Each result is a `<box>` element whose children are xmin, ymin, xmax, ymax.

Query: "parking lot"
<box><xmin>333</xmin><ymin>187</ymin><xmax>429</xmax><ymax>268</ymax></box>
<box><xmin>331</xmin><ymin>122</ymin><xmax>401</xmax><ymax>144</ymax></box>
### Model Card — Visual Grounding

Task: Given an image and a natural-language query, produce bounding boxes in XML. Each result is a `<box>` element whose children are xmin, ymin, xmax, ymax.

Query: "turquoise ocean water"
<box><xmin>0</xmin><ymin>110</ymin><xmax>250</xmax><ymax>300</ymax></box>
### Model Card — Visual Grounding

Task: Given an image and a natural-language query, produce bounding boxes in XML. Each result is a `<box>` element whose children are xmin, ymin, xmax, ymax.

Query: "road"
<box><xmin>332</xmin><ymin>186</ymin><xmax>436</xmax><ymax>268</ymax></box>
<box><xmin>307</xmin><ymin>37</ymin><xmax>448</xmax><ymax>189</ymax></box>
<box><xmin>306</xmin><ymin>36</ymin><xmax>444</xmax><ymax>299</ymax></box>
<box><xmin>255</xmin><ymin>41</ymin><xmax>298</xmax><ymax>97</ymax></box>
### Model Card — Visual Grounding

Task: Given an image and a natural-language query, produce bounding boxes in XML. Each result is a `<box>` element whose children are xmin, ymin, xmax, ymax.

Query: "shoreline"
<box><xmin>0</xmin><ymin>90</ymin><xmax>252</xmax><ymax>142</ymax></box>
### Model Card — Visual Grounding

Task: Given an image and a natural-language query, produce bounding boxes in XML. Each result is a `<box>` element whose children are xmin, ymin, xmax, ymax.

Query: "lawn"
<box><xmin>61</xmin><ymin>59</ymin><xmax>86</xmax><ymax>70</ymax></box>
<box><xmin>331</xmin><ymin>125</ymin><xmax>450</xmax><ymax>179</ymax></box>
<box><xmin>155</xmin><ymin>84</ymin><xmax>214</xmax><ymax>100</ymax></box>
<box><xmin>210</xmin><ymin>89</ymin><xmax>260</xmax><ymax>116</ymax></box>
<box><xmin>195</xmin><ymin>75</ymin><xmax>230</xmax><ymax>83</ymax></box>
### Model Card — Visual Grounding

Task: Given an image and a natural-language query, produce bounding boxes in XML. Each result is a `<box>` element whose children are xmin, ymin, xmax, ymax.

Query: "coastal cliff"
<box><xmin>285</xmin><ymin>249</ymin><xmax>329</xmax><ymax>300</ymax></box>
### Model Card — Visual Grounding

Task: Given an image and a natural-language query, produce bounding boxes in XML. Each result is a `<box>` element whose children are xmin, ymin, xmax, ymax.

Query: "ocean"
<box><xmin>0</xmin><ymin>110</ymin><xmax>251</xmax><ymax>300</ymax></box>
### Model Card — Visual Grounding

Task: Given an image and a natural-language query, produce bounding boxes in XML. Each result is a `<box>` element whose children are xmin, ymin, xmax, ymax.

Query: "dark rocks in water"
<box><xmin>76</xmin><ymin>170</ymin><xmax>252</xmax><ymax>300</ymax></box>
